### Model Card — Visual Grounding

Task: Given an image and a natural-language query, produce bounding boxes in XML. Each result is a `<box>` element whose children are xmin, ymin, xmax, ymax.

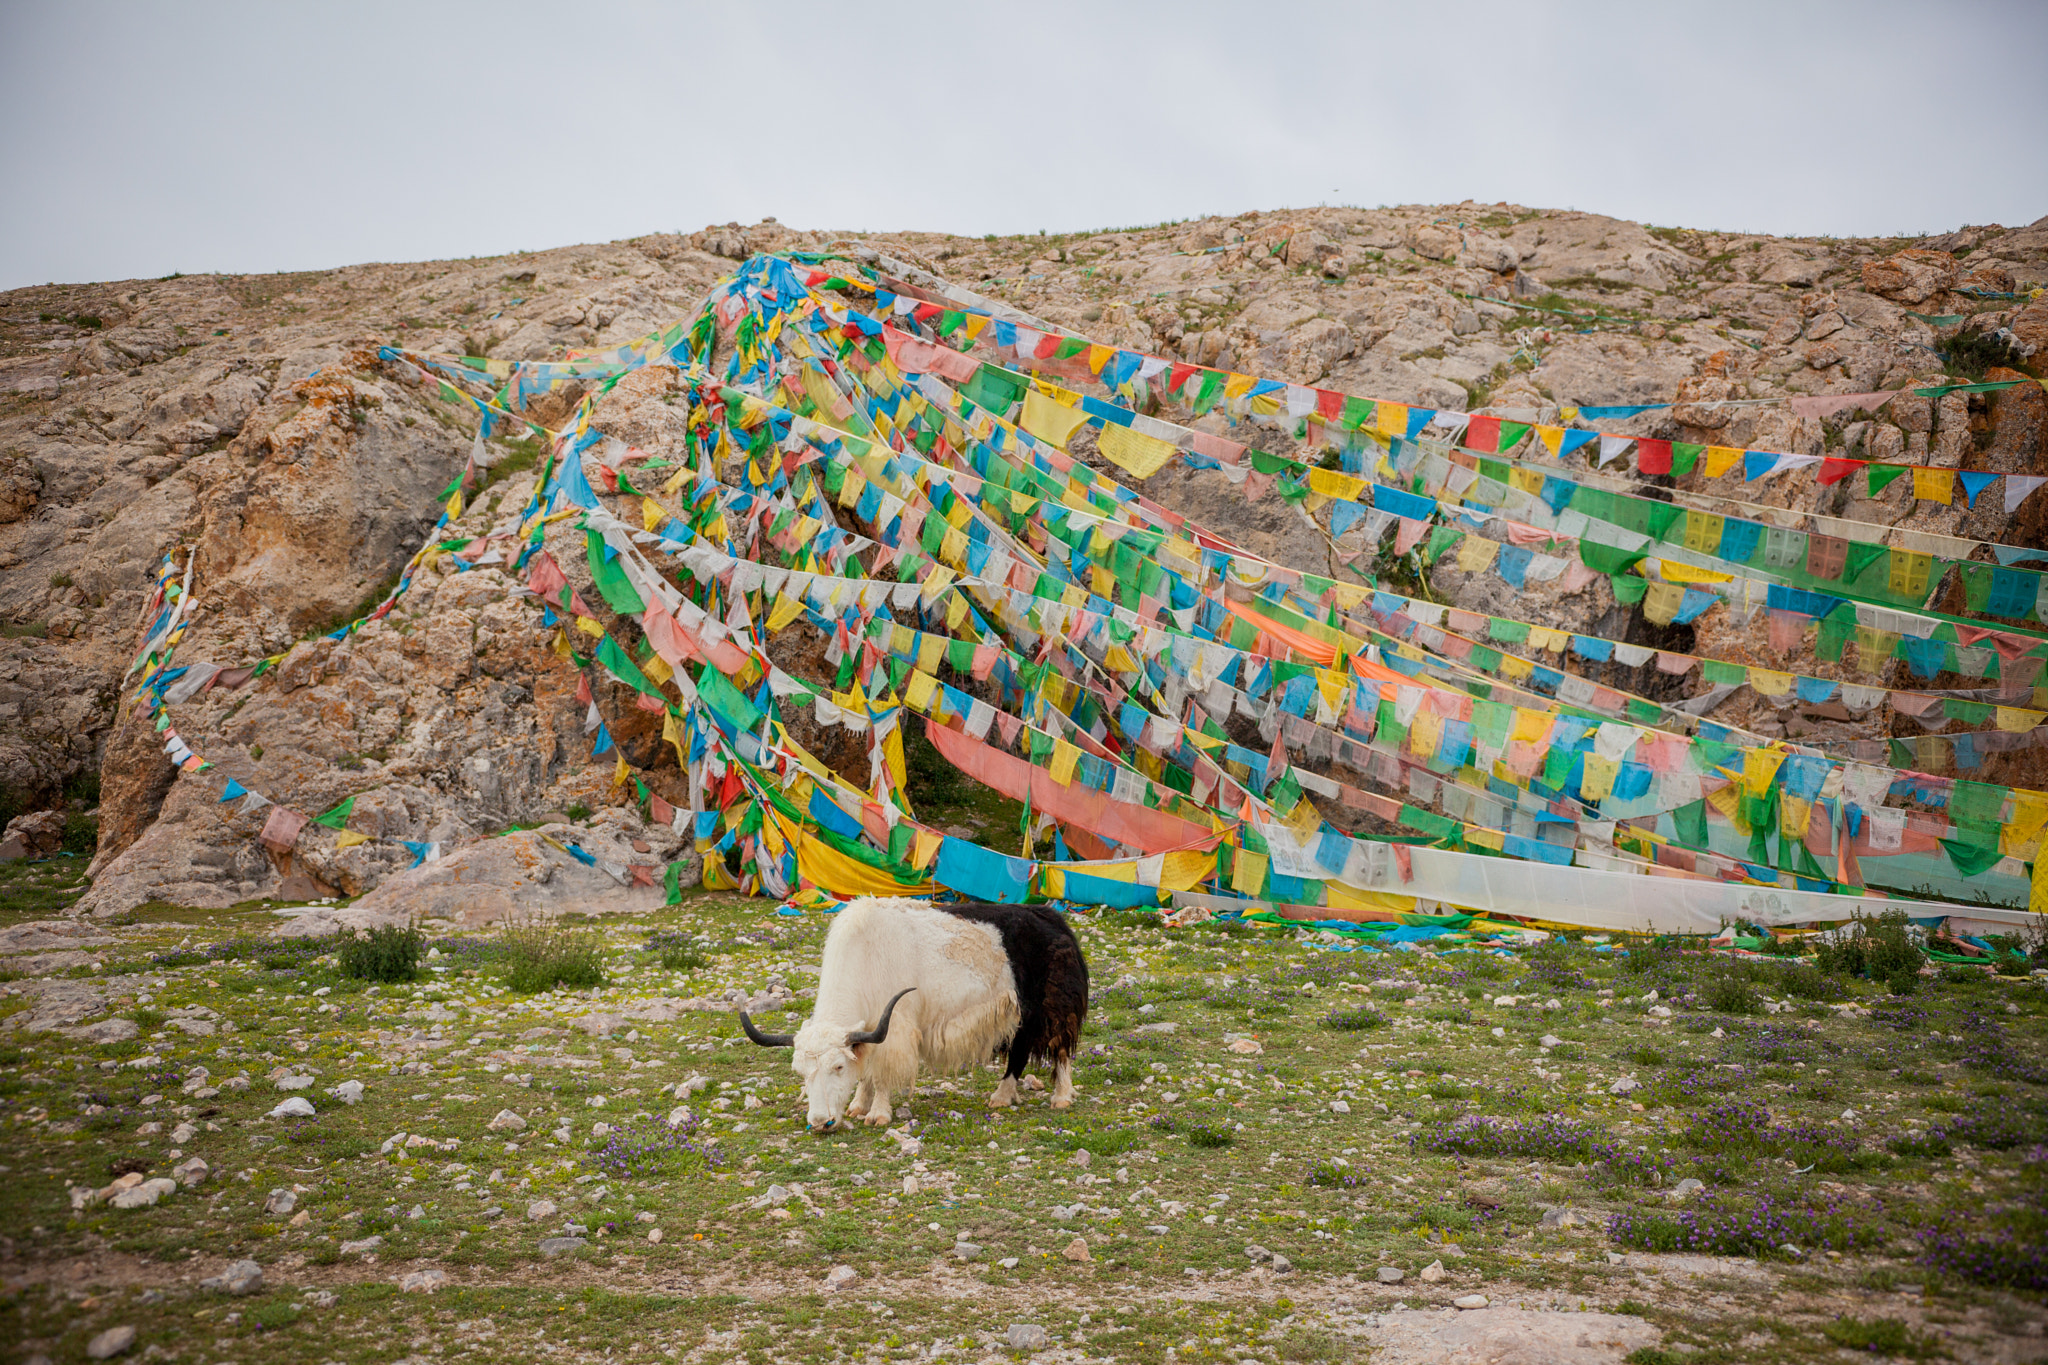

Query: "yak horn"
<box><xmin>846</xmin><ymin>987</ymin><xmax>916</xmax><ymax>1047</ymax></box>
<box><xmin>738</xmin><ymin>1011</ymin><xmax>795</xmax><ymax>1048</ymax></box>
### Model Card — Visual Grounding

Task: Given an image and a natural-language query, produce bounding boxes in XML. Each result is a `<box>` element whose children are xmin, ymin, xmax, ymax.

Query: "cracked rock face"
<box><xmin>5</xmin><ymin>206</ymin><xmax>2044</xmax><ymax>918</ymax></box>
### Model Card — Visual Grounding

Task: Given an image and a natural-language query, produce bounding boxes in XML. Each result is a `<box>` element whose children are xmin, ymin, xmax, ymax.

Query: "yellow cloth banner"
<box><xmin>1231</xmin><ymin>848</ymin><xmax>1269</xmax><ymax>895</ymax></box>
<box><xmin>1323</xmin><ymin>882</ymin><xmax>1421</xmax><ymax>916</ymax></box>
<box><xmin>1581</xmin><ymin>753</ymin><xmax>1619</xmax><ymax>803</ymax></box>
<box><xmin>1912</xmin><ymin>467</ymin><xmax>1955</xmax><ymax>505</ymax></box>
<box><xmin>1154</xmin><ymin>849</ymin><xmax>1217</xmax><ymax>890</ymax></box>
<box><xmin>1455</xmin><ymin>535</ymin><xmax>1500</xmax><ymax>573</ymax></box>
<box><xmin>1704</xmin><ymin>446</ymin><xmax>1743</xmax><ymax>478</ymax></box>
<box><xmin>1658</xmin><ymin>559</ymin><xmax>1733</xmax><ymax>585</ymax></box>
<box><xmin>1049</xmin><ymin>738</ymin><xmax>1082</xmax><ymax>786</ymax></box>
<box><xmin>2002</xmin><ymin>792</ymin><xmax>2048</xmax><ymax>859</ymax></box>
<box><xmin>1643</xmin><ymin>580</ymin><xmax>1685</xmax><ymax>625</ymax></box>
<box><xmin>766</xmin><ymin>592</ymin><xmax>806</xmax><ymax>632</ymax></box>
<box><xmin>1021</xmin><ymin>389</ymin><xmax>1092</xmax><ymax>449</ymax></box>
<box><xmin>1749</xmin><ymin>668</ymin><xmax>1794</xmax><ymax>697</ymax></box>
<box><xmin>1744</xmin><ymin>747</ymin><xmax>1788</xmax><ymax>797</ymax></box>
<box><xmin>1098</xmin><ymin>422</ymin><xmax>1179</xmax><ymax>479</ymax></box>
<box><xmin>796</xmin><ymin>835</ymin><xmax>935</xmax><ymax>898</ymax></box>
<box><xmin>1682</xmin><ymin>512</ymin><xmax>1724</xmax><ymax>554</ymax></box>
<box><xmin>333</xmin><ymin>829</ymin><xmax>371</xmax><ymax>849</ymax></box>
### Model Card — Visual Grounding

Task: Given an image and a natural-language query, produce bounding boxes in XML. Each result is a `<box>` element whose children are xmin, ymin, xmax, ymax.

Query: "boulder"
<box><xmin>1</xmin><ymin>809</ymin><xmax>66</xmax><ymax>859</ymax></box>
<box><xmin>199</xmin><ymin>1259</ymin><xmax>263</xmax><ymax>1295</ymax></box>
<box><xmin>1861</xmin><ymin>248</ymin><xmax>1958</xmax><ymax>303</ymax></box>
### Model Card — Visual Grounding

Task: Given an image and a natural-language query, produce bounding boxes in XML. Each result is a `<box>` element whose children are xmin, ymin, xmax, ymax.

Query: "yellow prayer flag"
<box><xmin>1049</xmin><ymin>738</ymin><xmax>1082</xmax><ymax>786</ymax></box>
<box><xmin>1780</xmin><ymin>794</ymin><xmax>1812</xmax><ymax>840</ymax></box>
<box><xmin>641</xmin><ymin>652</ymin><xmax>674</xmax><ymax>686</ymax></box>
<box><xmin>1535</xmin><ymin>425</ymin><xmax>1566</xmax><ymax>458</ymax></box>
<box><xmin>904</xmin><ymin>668</ymin><xmax>939</xmax><ymax>711</ymax></box>
<box><xmin>334</xmin><ymin>829</ymin><xmax>371</xmax><ymax>849</ymax></box>
<box><xmin>920</xmin><ymin>564</ymin><xmax>957</xmax><ymax>604</ymax></box>
<box><xmin>1231</xmin><ymin>848</ymin><xmax>1269</xmax><ymax>895</ymax></box>
<box><xmin>2002</xmin><ymin>792</ymin><xmax>2048</xmax><ymax>859</ymax></box>
<box><xmin>1377</xmin><ymin>402</ymin><xmax>1408</xmax><ymax>439</ymax></box>
<box><xmin>1912</xmin><ymin>467</ymin><xmax>1955</xmax><ymax>505</ymax></box>
<box><xmin>1098</xmin><ymin>422</ymin><xmax>1179</xmax><ymax>479</ymax></box>
<box><xmin>1455</xmin><ymin>535</ymin><xmax>1500</xmax><ymax>573</ymax></box>
<box><xmin>1744</xmin><ymin>747</ymin><xmax>1788</xmax><ymax>797</ymax></box>
<box><xmin>1581</xmin><ymin>753</ymin><xmax>1620</xmax><ymax>803</ymax></box>
<box><xmin>1323</xmin><ymin>881</ymin><xmax>1419</xmax><ymax>915</ymax></box>
<box><xmin>1021</xmin><ymin>388</ymin><xmax>1092</xmax><ymax>449</ymax></box>
<box><xmin>1995</xmin><ymin>707</ymin><xmax>2042</xmax><ymax>733</ymax></box>
<box><xmin>1704</xmin><ymin>446</ymin><xmax>1743</xmax><ymax>478</ymax></box>
<box><xmin>1658</xmin><ymin>559</ymin><xmax>1733</xmax><ymax>585</ymax></box>
<box><xmin>642</xmin><ymin>497</ymin><xmax>666</xmax><ymax>532</ymax></box>
<box><xmin>1307</xmin><ymin>467</ymin><xmax>1367</xmax><ymax>500</ymax></box>
<box><xmin>1156</xmin><ymin>849</ymin><xmax>1216</xmax><ymax>891</ymax></box>
<box><xmin>1682</xmin><ymin>512</ymin><xmax>1724</xmax><ymax>554</ymax></box>
<box><xmin>1750</xmin><ymin>668</ymin><xmax>1794</xmax><ymax>697</ymax></box>
<box><xmin>1643</xmin><ymin>580</ymin><xmax>1685</xmax><ymax>625</ymax></box>
<box><xmin>576</xmin><ymin>615</ymin><xmax>606</xmax><ymax>638</ymax></box>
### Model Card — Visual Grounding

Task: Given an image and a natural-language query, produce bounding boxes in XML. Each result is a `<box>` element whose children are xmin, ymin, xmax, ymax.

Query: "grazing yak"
<box><xmin>739</xmin><ymin>896</ymin><xmax>1088</xmax><ymax>1131</ymax></box>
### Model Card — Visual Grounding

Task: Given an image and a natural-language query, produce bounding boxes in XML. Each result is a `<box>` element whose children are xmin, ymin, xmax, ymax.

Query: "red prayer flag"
<box><xmin>1636</xmin><ymin>439</ymin><xmax>1673</xmax><ymax>475</ymax></box>
<box><xmin>1465</xmin><ymin>415</ymin><xmax>1502</xmax><ymax>453</ymax></box>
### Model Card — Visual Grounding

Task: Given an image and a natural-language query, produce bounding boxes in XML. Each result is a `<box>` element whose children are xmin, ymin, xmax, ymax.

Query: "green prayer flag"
<box><xmin>697</xmin><ymin>667</ymin><xmax>763</xmax><ymax>731</ymax></box>
<box><xmin>1939</xmin><ymin>837</ymin><xmax>2005</xmax><ymax>878</ymax></box>
<box><xmin>312</xmin><ymin>796</ymin><xmax>355</xmax><ymax>830</ymax></box>
<box><xmin>1670</xmin><ymin>443</ymin><xmax>1704</xmax><ymax>477</ymax></box>
<box><xmin>1580</xmin><ymin>542</ymin><xmax>1646</xmax><ymax>576</ymax></box>
<box><xmin>1867</xmin><ymin>465</ymin><xmax>1908</xmax><ymax>498</ymax></box>
<box><xmin>595</xmin><ymin>635</ymin><xmax>659</xmax><ymax>697</ymax></box>
<box><xmin>1673</xmin><ymin>798</ymin><xmax>1709</xmax><ymax>850</ymax></box>
<box><xmin>583</xmin><ymin>532</ymin><xmax>647</xmax><ymax>614</ymax></box>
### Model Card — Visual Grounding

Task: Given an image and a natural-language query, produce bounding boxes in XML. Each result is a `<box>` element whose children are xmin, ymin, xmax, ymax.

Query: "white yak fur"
<box><xmin>789</xmin><ymin>897</ymin><xmax>1020</xmax><ymax>1128</ymax></box>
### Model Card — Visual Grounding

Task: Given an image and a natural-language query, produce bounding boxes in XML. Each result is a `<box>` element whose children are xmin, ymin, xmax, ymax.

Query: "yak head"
<box><xmin>740</xmin><ymin>987</ymin><xmax>913</xmax><ymax>1131</ymax></box>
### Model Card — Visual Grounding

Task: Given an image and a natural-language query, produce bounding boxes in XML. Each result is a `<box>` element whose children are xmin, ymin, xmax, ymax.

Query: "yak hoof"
<box><xmin>989</xmin><ymin>1078</ymin><xmax>1018</xmax><ymax>1108</ymax></box>
<box><xmin>863</xmin><ymin>1107</ymin><xmax>892</xmax><ymax>1127</ymax></box>
<box><xmin>1049</xmin><ymin>1092</ymin><xmax>1074</xmax><ymax>1110</ymax></box>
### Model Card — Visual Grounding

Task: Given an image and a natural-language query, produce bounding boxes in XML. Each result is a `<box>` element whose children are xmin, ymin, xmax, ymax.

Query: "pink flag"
<box><xmin>259</xmin><ymin>806</ymin><xmax>310</xmax><ymax>853</ymax></box>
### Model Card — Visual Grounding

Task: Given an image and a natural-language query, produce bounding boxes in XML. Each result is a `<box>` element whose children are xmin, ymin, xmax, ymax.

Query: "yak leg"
<box><xmin>1050</xmin><ymin>1056</ymin><xmax>1075</xmax><ymax>1110</ymax></box>
<box><xmin>846</xmin><ymin>1080</ymin><xmax>875</xmax><ymax>1121</ymax></box>
<box><xmin>862</xmin><ymin>1082</ymin><xmax>893</xmax><ymax>1126</ymax></box>
<box><xmin>988</xmin><ymin>1075</ymin><xmax>1018</xmax><ymax>1108</ymax></box>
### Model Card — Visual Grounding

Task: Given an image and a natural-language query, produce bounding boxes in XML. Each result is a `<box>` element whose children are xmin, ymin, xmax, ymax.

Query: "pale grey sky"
<box><xmin>3</xmin><ymin>0</ymin><xmax>2044</xmax><ymax>290</ymax></box>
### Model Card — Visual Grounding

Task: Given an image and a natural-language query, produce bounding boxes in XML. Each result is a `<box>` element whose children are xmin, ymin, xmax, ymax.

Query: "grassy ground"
<box><xmin>1</xmin><ymin>881</ymin><xmax>2045</xmax><ymax>1363</ymax></box>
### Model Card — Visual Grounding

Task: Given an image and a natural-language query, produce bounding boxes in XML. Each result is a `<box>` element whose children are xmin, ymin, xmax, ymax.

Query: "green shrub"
<box><xmin>60</xmin><ymin>811</ymin><xmax>98</xmax><ymax>856</ymax></box>
<box><xmin>501</xmin><ymin>918</ymin><xmax>606</xmax><ymax>992</ymax></box>
<box><xmin>1815</xmin><ymin>912</ymin><xmax>1923</xmax><ymax>981</ymax></box>
<box><xmin>1820</xmin><ymin>1316</ymin><xmax>1942</xmax><ymax>1359</ymax></box>
<box><xmin>1701</xmin><ymin>974</ymin><xmax>1760</xmax><ymax>1015</ymax></box>
<box><xmin>337</xmin><ymin>924</ymin><xmax>425</xmax><ymax>983</ymax></box>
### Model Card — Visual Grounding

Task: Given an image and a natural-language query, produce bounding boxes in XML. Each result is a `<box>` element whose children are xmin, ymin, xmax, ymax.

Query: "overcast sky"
<box><xmin>3</xmin><ymin>0</ymin><xmax>2044</xmax><ymax>290</ymax></box>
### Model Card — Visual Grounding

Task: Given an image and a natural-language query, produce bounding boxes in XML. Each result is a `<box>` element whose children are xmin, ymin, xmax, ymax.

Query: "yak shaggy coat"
<box><xmin>779</xmin><ymin>897</ymin><xmax>1087</xmax><ymax>1129</ymax></box>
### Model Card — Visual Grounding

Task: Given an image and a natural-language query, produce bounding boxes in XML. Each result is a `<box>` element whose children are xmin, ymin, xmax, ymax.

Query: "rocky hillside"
<box><xmin>2</xmin><ymin>203</ymin><xmax>2043</xmax><ymax>918</ymax></box>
